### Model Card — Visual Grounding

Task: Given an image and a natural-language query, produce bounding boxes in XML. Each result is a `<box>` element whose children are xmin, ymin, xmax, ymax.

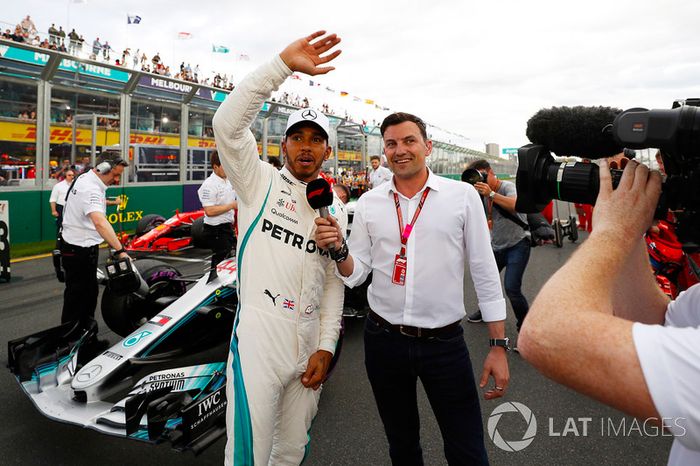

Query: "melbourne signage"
<box><xmin>139</xmin><ymin>76</ymin><xmax>194</xmax><ymax>94</ymax></box>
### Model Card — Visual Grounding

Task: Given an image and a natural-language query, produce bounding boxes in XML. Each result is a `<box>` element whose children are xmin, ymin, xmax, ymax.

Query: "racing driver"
<box><xmin>213</xmin><ymin>31</ymin><xmax>346</xmax><ymax>465</ymax></box>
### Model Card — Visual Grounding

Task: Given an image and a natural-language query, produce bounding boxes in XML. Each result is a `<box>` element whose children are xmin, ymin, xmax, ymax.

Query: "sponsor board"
<box><xmin>181</xmin><ymin>386</ymin><xmax>227</xmax><ymax>443</ymax></box>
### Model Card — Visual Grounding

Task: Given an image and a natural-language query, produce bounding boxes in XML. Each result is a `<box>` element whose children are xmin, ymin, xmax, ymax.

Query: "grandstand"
<box><xmin>0</xmin><ymin>16</ymin><xmax>514</xmax><ymax>246</ymax></box>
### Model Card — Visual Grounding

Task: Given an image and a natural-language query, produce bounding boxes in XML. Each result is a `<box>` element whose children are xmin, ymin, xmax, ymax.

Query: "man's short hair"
<box><xmin>466</xmin><ymin>159</ymin><xmax>491</xmax><ymax>171</ymax></box>
<box><xmin>369</xmin><ymin>155</ymin><xmax>381</xmax><ymax>162</ymax></box>
<box><xmin>380</xmin><ymin>112</ymin><xmax>428</xmax><ymax>141</ymax></box>
<box><xmin>211</xmin><ymin>150</ymin><xmax>221</xmax><ymax>168</ymax></box>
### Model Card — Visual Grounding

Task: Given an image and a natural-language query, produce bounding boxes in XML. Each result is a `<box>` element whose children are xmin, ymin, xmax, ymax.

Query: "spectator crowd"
<box><xmin>2</xmin><ymin>14</ymin><xmax>234</xmax><ymax>91</ymax></box>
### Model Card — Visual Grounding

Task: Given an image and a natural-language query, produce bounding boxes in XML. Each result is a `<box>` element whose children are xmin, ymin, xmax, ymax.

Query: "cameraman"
<box><xmin>465</xmin><ymin>159</ymin><xmax>531</xmax><ymax>335</ymax></box>
<box><xmin>519</xmin><ymin>159</ymin><xmax>699</xmax><ymax>464</ymax></box>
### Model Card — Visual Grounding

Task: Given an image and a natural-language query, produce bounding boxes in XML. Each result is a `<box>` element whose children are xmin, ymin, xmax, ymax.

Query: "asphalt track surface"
<box><xmin>0</xmin><ymin>234</ymin><xmax>673</xmax><ymax>465</ymax></box>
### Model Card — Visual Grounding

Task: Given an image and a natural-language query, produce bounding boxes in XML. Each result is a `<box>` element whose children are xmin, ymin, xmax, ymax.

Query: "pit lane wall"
<box><xmin>0</xmin><ymin>185</ymin><xmax>188</xmax><ymax>245</ymax></box>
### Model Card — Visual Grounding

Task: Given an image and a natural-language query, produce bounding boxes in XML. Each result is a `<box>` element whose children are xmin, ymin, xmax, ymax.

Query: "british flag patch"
<box><xmin>282</xmin><ymin>299</ymin><xmax>295</xmax><ymax>310</ymax></box>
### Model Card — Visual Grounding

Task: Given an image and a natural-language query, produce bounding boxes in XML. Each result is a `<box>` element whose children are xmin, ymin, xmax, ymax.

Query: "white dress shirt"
<box><xmin>341</xmin><ymin>168</ymin><xmax>506</xmax><ymax>328</ymax></box>
<box><xmin>369</xmin><ymin>165</ymin><xmax>392</xmax><ymax>189</ymax></box>
<box><xmin>198</xmin><ymin>172</ymin><xmax>237</xmax><ymax>225</ymax></box>
<box><xmin>49</xmin><ymin>179</ymin><xmax>70</xmax><ymax>207</ymax></box>
<box><xmin>61</xmin><ymin>170</ymin><xmax>107</xmax><ymax>247</ymax></box>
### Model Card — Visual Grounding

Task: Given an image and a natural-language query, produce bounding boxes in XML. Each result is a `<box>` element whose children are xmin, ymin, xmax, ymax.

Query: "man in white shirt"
<box><xmin>49</xmin><ymin>168</ymin><xmax>75</xmax><ymax>238</ymax></box>
<box><xmin>368</xmin><ymin>155</ymin><xmax>392</xmax><ymax>189</ymax></box>
<box><xmin>315</xmin><ymin>112</ymin><xmax>509</xmax><ymax>465</ymax></box>
<box><xmin>518</xmin><ymin>159</ymin><xmax>700</xmax><ymax>465</ymax></box>
<box><xmin>61</xmin><ymin>158</ymin><xmax>129</xmax><ymax>331</ymax></box>
<box><xmin>197</xmin><ymin>150</ymin><xmax>237</xmax><ymax>281</ymax></box>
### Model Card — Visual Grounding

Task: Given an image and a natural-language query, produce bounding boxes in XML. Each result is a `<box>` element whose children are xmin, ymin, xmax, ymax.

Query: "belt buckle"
<box><xmin>399</xmin><ymin>325</ymin><xmax>420</xmax><ymax>338</ymax></box>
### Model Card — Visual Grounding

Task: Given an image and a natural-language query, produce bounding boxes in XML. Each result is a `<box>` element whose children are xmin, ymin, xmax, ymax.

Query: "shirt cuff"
<box><xmin>335</xmin><ymin>260</ymin><xmax>365</xmax><ymax>288</ymax></box>
<box><xmin>318</xmin><ymin>338</ymin><xmax>337</xmax><ymax>356</ymax></box>
<box><xmin>480</xmin><ymin>299</ymin><xmax>507</xmax><ymax>322</ymax></box>
<box><xmin>272</xmin><ymin>54</ymin><xmax>293</xmax><ymax>81</ymax></box>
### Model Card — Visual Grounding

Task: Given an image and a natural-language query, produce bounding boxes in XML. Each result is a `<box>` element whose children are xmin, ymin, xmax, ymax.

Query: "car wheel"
<box><xmin>101</xmin><ymin>259</ymin><xmax>187</xmax><ymax>337</ymax></box>
<box><xmin>190</xmin><ymin>217</ymin><xmax>208</xmax><ymax>249</ymax></box>
<box><xmin>135</xmin><ymin>214</ymin><xmax>166</xmax><ymax>236</ymax></box>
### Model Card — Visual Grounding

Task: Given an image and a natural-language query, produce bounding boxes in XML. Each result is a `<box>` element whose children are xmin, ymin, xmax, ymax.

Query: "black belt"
<box><xmin>368</xmin><ymin>310</ymin><xmax>462</xmax><ymax>339</ymax></box>
<box><xmin>61</xmin><ymin>242</ymin><xmax>99</xmax><ymax>254</ymax></box>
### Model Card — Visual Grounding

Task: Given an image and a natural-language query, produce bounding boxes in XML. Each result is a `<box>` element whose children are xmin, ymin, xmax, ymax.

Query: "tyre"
<box><xmin>101</xmin><ymin>259</ymin><xmax>187</xmax><ymax>337</ymax></box>
<box><xmin>191</xmin><ymin>217</ymin><xmax>208</xmax><ymax>249</ymax></box>
<box><xmin>553</xmin><ymin>219</ymin><xmax>563</xmax><ymax>248</ymax></box>
<box><xmin>136</xmin><ymin>214</ymin><xmax>166</xmax><ymax>236</ymax></box>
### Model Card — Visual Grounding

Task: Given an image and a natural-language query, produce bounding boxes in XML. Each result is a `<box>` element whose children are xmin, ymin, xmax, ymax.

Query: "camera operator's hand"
<box><xmin>473</xmin><ymin>181</ymin><xmax>492</xmax><ymax>198</ymax></box>
<box><xmin>592</xmin><ymin>159</ymin><xmax>662</xmax><ymax>240</ymax></box>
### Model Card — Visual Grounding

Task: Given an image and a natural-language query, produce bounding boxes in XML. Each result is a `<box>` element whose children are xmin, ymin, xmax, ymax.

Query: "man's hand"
<box><xmin>280</xmin><ymin>31</ymin><xmax>341</xmax><ymax>76</ymax></box>
<box><xmin>592</xmin><ymin>160</ymin><xmax>662</xmax><ymax>240</ymax></box>
<box><xmin>473</xmin><ymin>181</ymin><xmax>492</xmax><ymax>198</ymax></box>
<box><xmin>301</xmin><ymin>350</ymin><xmax>333</xmax><ymax>390</ymax></box>
<box><xmin>480</xmin><ymin>347</ymin><xmax>510</xmax><ymax>400</ymax></box>
<box><xmin>51</xmin><ymin>210</ymin><xmax>59</xmax><ymax>218</ymax></box>
<box><xmin>314</xmin><ymin>216</ymin><xmax>343</xmax><ymax>250</ymax></box>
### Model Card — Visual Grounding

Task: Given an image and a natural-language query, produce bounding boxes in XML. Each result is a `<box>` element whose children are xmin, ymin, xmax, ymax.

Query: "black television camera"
<box><xmin>515</xmin><ymin>99</ymin><xmax>700</xmax><ymax>252</ymax></box>
<box><xmin>461</xmin><ymin>168</ymin><xmax>488</xmax><ymax>185</ymax></box>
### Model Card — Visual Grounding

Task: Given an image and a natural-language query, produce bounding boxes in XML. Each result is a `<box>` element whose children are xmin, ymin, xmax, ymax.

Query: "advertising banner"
<box><xmin>0</xmin><ymin>45</ymin><xmax>130</xmax><ymax>82</ymax></box>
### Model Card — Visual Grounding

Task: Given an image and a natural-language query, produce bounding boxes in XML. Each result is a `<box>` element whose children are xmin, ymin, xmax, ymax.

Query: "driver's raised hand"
<box><xmin>280</xmin><ymin>31</ymin><xmax>341</xmax><ymax>75</ymax></box>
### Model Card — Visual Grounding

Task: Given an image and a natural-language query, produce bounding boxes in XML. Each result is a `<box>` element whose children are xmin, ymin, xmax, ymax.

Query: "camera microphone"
<box><xmin>526</xmin><ymin>106</ymin><xmax>623</xmax><ymax>158</ymax></box>
<box><xmin>306</xmin><ymin>178</ymin><xmax>336</xmax><ymax>252</ymax></box>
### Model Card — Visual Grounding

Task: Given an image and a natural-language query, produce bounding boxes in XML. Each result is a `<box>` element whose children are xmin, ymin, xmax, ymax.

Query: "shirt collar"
<box><xmin>388</xmin><ymin>167</ymin><xmax>441</xmax><ymax>198</ymax></box>
<box><xmin>87</xmin><ymin>169</ymin><xmax>108</xmax><ymax>191</ymax></box>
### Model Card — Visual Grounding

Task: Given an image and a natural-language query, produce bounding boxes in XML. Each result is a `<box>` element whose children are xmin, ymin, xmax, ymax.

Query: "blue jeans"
<box><xmin>364</xmin><ymin>316</ymin><xmax>489</xmax><ymax>466</ymax></box>
<box><xmin>493</xmin><ymin>238</ymin><xmax>531</xmax><ymax>331</ymax></box>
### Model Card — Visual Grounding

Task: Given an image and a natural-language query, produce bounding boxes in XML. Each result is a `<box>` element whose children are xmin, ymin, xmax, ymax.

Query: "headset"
<box><xmin>95</xmin><ymin>156</ymin><xmax>126</xmax><ymax>175</ymax></box>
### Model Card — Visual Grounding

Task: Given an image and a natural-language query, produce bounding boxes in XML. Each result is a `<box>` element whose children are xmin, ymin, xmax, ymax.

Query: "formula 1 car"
<box><xmin>121</xmin><ymin>210</ymin><xmax>207</xmax><ymax>253</ymax></box>
<box><xmin>8</xmin><ymin>257</ymin><xmax>237</xmax><ymax>453</ymax></box>
<box><xmin>8</xmin><ymin>257</ymin><xmax>342</xmax><ymax>454</ymax></box>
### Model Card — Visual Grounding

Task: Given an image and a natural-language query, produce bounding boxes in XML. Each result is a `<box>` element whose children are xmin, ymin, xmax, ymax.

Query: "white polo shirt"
<box><xmin>49</xmin><ymin>179</ymin><xmax>71</xmax><ymax>207</ymax></box>
<box><xmin>197</xmin><ymin>172</ymin><xmax>236</xmax><ymax>226</ymax></box>
<box><xmin>633</xmin><ymin>285</ymin><xmax>700</xmax><ymax>465</ymax></box>
<box><xmin>342</xmin><ymin>168</ymin><xmax>506</xmax><ymax>328</ymax></box>
<box><xmin>369</xmin><ymin>165</ymin><xmax>392</xmax><ymax>189</ymax></box>
<box><xmin>61</xmin><ymin>170</ymin><xmax>107</xmax><ymax>247</ymax></box>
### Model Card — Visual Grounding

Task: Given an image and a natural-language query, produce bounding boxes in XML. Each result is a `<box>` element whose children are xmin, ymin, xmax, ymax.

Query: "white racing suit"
<box><xmin>213</xmin><ymin>55</ymin><xmax>347</xmax><ymax>466</ymax></box>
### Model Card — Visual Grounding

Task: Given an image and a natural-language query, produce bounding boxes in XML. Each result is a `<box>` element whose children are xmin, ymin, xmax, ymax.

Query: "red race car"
<box><xmin>121</xmin><ymin>210</ymin><xmax>207</xmax><ymax>252</ymax></box>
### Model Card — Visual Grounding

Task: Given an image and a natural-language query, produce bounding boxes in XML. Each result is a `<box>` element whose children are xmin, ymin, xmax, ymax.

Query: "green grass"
<box><xmin>10</xmin><ymin>240</ymin><xmax>57</xmax><ymax>259</ymax></box>
<box><xmin>10</xmin><ymin>229</ymin><xmax>136</xmax><ymax>260</ymax></box>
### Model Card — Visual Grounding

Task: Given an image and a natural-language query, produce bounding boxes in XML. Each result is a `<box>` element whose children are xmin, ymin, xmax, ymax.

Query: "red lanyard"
<box><xmin>393</xmin><ymin>187</ymin><xmax>430</xmax><ymax>257</ymax></box>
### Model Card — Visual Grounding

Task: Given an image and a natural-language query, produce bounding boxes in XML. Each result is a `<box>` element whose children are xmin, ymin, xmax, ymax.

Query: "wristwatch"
<box><xmin>489</xmin><ymin>337</ymin><xmax>510</xmax><ymax>351</ymax></box>
<box><xmin>330</xmin><ymin>239</ymin><xmax>349</xmax><ymax>263</ymax></box>
<box><xmin>489</xmin><ymin>190</ymin><xmax>496</xmax><ymax>199</ymax></box>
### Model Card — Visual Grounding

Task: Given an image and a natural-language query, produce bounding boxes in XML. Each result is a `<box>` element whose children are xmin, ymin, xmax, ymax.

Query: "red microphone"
<box><xmin>306</xmin><ymin>178</ymin><xmax>336</xmax><ymax>252</ymax></box>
